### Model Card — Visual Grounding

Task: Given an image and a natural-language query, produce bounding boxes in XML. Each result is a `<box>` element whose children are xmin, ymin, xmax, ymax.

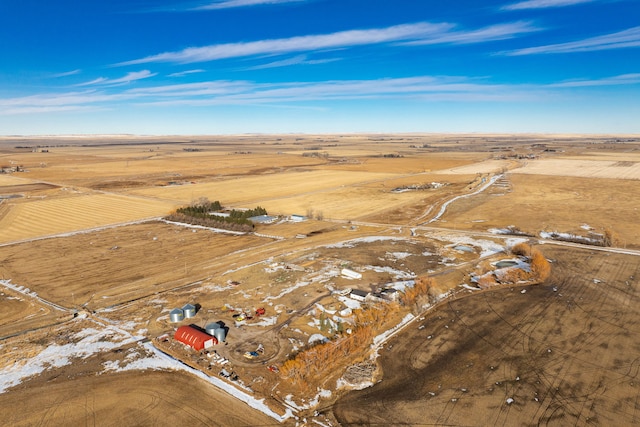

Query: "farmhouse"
<box><xmin>349</xmin><ymin>289</ymin><xmax>369</xmax><ymax>302</ymax></box>
<box><xmin>174</xmin><ymin>325</ymin><xmax>217</xmax><ymax>351</ymax></box>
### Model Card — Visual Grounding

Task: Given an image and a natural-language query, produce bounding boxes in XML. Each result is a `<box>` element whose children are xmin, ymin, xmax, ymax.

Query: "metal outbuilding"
<box><xmin>213</xmin><ymin>327</ymin><xmax>226</xmax><ymax>343</ymax></box>
<box><xmin>182</xmin><ymin>304</ymin><xmax>197</xmax><ymax>318</ymax></box>
<box><xmin>174</xmin><ymin>325</ymin><xmax>217</xmax><ymax>351</ymax></box>
<box><xmin>341</xmin><ymin>268</ymin><xmax>362</xmax><ymax>280</ymax></box>
<box><xmin>169</xmin><ymin>308</ymin><xmax>185</xmax><ymax>323</ymax></box>
<box><xmin>205</xmin><ymin>322</ymin><xmax>220</xmax><ymax>335</ymax></box>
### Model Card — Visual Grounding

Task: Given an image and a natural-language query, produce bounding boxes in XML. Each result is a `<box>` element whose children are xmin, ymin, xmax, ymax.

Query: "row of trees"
<box><xmin>280</xmin><ymin>302</ymin><xmax>396</xmax><ymax>389</ymax></box>
<box><xmin>177</xmin><ymin>199</ymin><xmax>222</xmax><ymax>216</ymax></box>
<box><xmin>165</xmin><ymin>213</ymin><xmax>254</xmax><ymax>232</ymax></box>
<box><xmin>166</xmin><ymin>197</ymin><xmax>268</xmax><ymax>232</ymax></box>
<box><xmin>280</xmin><ymin>278</ymin><xmax>437</xmax><ymax>390</ymax></box>
<box><xmin>228</xmin><ymin>206</ymin><xmax>267</xmax><ymax>219</ymax></box>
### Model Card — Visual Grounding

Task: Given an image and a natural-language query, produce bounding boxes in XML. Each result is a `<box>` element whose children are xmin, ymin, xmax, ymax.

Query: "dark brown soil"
<box><xmin>333</xmin><ymin>246</ymin><xmax>640</xmax><ymax>426</ymax></box>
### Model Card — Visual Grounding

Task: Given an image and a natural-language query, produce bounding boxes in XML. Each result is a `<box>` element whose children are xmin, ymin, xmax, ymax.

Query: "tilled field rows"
<box><xmin>513</xmin><ymin>159</ymin><xmax>640</xmax><ymax>179</ymax></box>
<box><xmin>0</xmin><ymin>194</ymin><xmax>176</xmax><ymax>244</ymax></box>
<box><xmin>333</xmin><ymin>247</ymin><xmax>640</xmax><ymax>426</ymax></box>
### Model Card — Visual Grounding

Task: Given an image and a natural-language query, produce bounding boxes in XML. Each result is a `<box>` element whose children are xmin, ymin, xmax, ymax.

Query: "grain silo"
<box><xmin>169</xmin><ymin>308</ymin><xmax>184</xmax><ymax>323</ymax></box>
<box><xmin>182</xmin><ymin>303</ymin><xmax>196</xmax><ymax>318</ymax></box>
<box><xmin>205</xmin><ymin>322</ymin><xmax>220</xmax><ymax>335</ymax></box>
<box><xmin>213</xmin><ymin>327</ymin><xmax>226</xmax><ymax>343</ymax></box>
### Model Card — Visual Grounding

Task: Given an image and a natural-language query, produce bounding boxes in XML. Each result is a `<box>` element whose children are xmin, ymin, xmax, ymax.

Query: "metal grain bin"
<box><xmin>205</xmin><ymin>322</ymin><xmax>220</xmax><ymax>335</ymax></box>
<box><xmin>182</xmin><ymin>303</ymin><xmax>196</xmax><ymax>318</ymax></box>
<box><xmin>169</xmin><ymin>308</ymin><xmax>184</xmax><ymax>323</ymax></box>
<box><xmin>214</xmin><ymin>327</ymin><xmax>226</xmax><ymax>343</ymax></box>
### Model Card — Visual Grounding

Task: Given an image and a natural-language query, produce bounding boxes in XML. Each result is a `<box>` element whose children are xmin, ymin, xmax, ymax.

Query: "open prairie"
<box><xmin>1</xmin><ymin>134</ymin><xmax>639</xmax><ymax>426</ymax></box>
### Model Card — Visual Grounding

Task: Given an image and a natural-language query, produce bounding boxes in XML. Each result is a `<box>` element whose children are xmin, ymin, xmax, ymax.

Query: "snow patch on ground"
<box><xmin>373</xmin><ymin>314</ymin><xmax>415</xmax><ymax>347</ymax></box>
<box><xmin>246</xmin><ymin>316</ymin><xmax>278</xmax><ymax>327</ymax></box>
<box><xmin>336</xmin><ymin>377</ymin><xmax>374</xmax><ymax>391</ymax></box>
<box><xmin>325</xmin><ymin>236</ymin><xmax>407</xmax><ymax>248</ymax></box>
<box><xmin>0</xmin><ymin>323</ymin><xmax>135</xmax><ymax>393</ymax></box>
<box><xmin>162</xmin><ymin>220</ymin><xmax>246</xmax><ymax>235</ymax></box>
<box><xmin>284</xmin><ymin>389</ymin><xmax>331</xmax><ymax>411</ymax></box>
<box><xmin>387</xmin><ymin>251</ymin><xmax>412</xmax><ymax>260</ymax></box>
<box><xmin>362</xmin><ymin>265</ymin><xmax>415</xmax><ymax>279</ymax></box>
<box><xmin>436</xmin><ymin>235</ymin><xmax>506</xmax><ymax>258</ymax></box>
<box><xmin>192</xmin><ymin>283</ymin><xmax>234</xmax><ymax>293</ymax></box>
<box><xmin>338</xmin><ymin>295</ymin><xmax>362</xmax><ymax>310</ymax></box>
<box><xmin>308</xmin><ymin>334</ymin><xmax>329</xmax><ymax>344</ymax></box>
<box><xmin>428</xmin><ymin>174</ymin><xmax>501</xmax><ymax>223</ymax></box>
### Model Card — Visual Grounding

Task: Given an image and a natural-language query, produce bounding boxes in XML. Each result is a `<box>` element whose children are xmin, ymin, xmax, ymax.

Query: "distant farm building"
<box><xmin>174</xmin><ymin>325</ymin><xmax>217</xmax><ymax>351</ymax></box>
<box><xmin>341</xmin><ymin>268</ymin><xmax>362</xmax><ymax>280</ymax></box>
<box><xmin>290</xmin><ymin>214</ymin><xmax>306</xmax><ymax>222</ymax></box>
<box><xmin>249</xmin><ymin>215</ymin><xmax>277</xmax><ymax>224</ymax></box>
<box><xmin>349</xmin><ymin>289</ymin><xmax>369</xmax><ymax>302</ymax></box>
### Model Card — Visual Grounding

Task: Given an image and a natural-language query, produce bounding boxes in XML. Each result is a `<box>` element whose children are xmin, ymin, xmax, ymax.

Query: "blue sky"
<box><xmin>0</xmin><ymin>0</ymin><xmax>638</xmax><ymax>135</ymax></box>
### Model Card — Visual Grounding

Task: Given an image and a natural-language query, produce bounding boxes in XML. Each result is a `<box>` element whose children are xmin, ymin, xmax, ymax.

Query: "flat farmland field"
<box><xmin>2</xmin><ymin>134</ymin><xmax>640</xmax><ymax>427</ymax></box>
<box><xmin>334</xmin><ymin>247</ymin><xmax>640</xmax><ymax>426</ymax></box>
<box><xmin>0</xmin><ymin>222</ymin><xmax>270</xmax><ymax>309</ymax></box>
<box><xmin>0</xmin><ymin>193</ymin><xmax>176</xmax><ymax>244</ymax></box>
<box><xmin>0</xmin><ymin>369</ymin><xmax>276</xmax><ymax>427</ymax></box>
<box><xmin>514</xmin><ymin>158</ymin><xmax>640</xmax><ymax>179</ymax></box>
<box><xmin>436</xmin><ymin>173</ymin><xmax>640</xmax><ymax>248</ymax></box>
<box><xmin>433</xmin><ymin>158</ymin><xmax>514</xmax><ymax>175</ymax></box>
<box><xmin>127</xmin><ymin>169</ymin><xmax>400</xmax><ymax>206</ymax></box>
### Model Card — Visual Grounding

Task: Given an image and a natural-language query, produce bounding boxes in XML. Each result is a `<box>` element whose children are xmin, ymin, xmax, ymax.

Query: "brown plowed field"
<box><xmin>333</xmin><ymin>246</ymin><xmax>640</xmax><ymax>426</ymax></box>
<box><xmin>0</xmin><ymin>370</ymin><xmax>277</xmax><ymax>427</ymax></box>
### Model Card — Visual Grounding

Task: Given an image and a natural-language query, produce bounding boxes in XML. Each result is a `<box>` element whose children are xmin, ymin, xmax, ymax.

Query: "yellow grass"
<box><xmin>433</xmin><ymin>159</ymin><xmax>512</xmax><ymax>175</ymax></box>
<box><xmin>0</xmin><ymin>193</ymin><xmax>176</xmax><ymax>243</ymax></box>
<box><xmin>0</xmin><ymin>175</ymin><xmax>35</xmax><ymax>186</ymax></box>
<box><xmin>128</xmin><ymin>169</ymin><xmax>399</xmax><ymax>205</ymax></box>
<box><xmin>247</xmin><ymin>186</ymin><xmax>427</xmax><ymax>219</ymax></box>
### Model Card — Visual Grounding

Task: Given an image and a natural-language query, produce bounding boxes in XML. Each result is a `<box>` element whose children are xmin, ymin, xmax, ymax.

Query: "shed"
<box><xmin>341</xmin><ymin>268</ymin><xmax>362</xmax><ymax>280</ymax></box>
<box><xmin>174</xmin><ymin>325</ymin><xmax>217</xmax><ymax>351</ymax></box>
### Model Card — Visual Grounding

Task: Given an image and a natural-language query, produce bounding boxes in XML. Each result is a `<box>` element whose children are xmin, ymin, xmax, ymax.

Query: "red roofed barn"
<box><xmin>174</xmin><ymin>325</ymin><xmax>217</xmax><ymax>351</ymax></box>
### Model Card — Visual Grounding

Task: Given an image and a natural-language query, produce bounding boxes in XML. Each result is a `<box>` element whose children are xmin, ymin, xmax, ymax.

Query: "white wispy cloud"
<box><xmin>116</xmin><ymin>21</ymin><xmax>536</xmax><ymax>66</ymax></box>
<box><xmin>401</xmin><ymin>21</ymin><xmax>540</xmax><ymax>46</ymax></box>
<box><xmin>193</xmin><ymin>0</ymin><xmax>305</xmax><ymax>10</ymax></box>
<box><xmin>117</xmin><ymin>22</ymin><xmax>451</xmax><ymax>65</ymax></box>
<box><xmin>52</xmin><ymin>69</ymin><xmax>82</xmax><ymax>78</ymax></box>
<box><xmin>11</xmin><ymin>72</ymin><xmax>636</xmax><ymax>115</ymax></box>
<box><xmin>0</xmin><ymin>76</ymin><xmax>528</xmax><ymax>115</ymax></box>
<box><xmin>76</xmin><ymin>70</ymin><xmax>157</xmax><ymax>86</ymax></box>
<box><xmin>502</xmin><ymin>0</ymin><xmax>597</xmax><ymax>10</ymax></box>
<box><xmin>168</xmin><ymin>69</ymin><xmax>206</xmax><ymax>77</ymax></box>
<box><xmin>549</xmin><ymin>73</ymin><xmax>640</xmax><ymax>87</ymax></box>
<box><xmin>506</xmin><ymin>26</ymin><xmax>640</xmax><ymax>55</ymax></box>
<box><xmin>244</xmin><ymin>54</ymin><xmax>341</xmax><ymax>70</ymax></box>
